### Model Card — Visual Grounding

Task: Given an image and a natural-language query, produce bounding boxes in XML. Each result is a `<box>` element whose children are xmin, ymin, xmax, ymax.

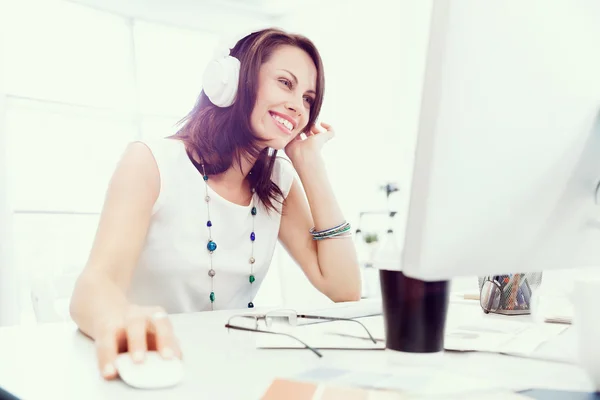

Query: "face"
<box><xmin>250</xmin><ymin>45</ymin><xmax>318</xmax><ymax>150</ymax></box>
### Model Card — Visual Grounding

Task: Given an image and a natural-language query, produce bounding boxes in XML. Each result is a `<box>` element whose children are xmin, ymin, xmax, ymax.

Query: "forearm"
<box><xmin>69</xmin><ymin>269</ymin><xmax>130</xmax><ymax>340</ymax></box>
<box><xmin>293</xmin><ymin>153</ymin><xmax>361</xmax><ymax>301</ymax></box>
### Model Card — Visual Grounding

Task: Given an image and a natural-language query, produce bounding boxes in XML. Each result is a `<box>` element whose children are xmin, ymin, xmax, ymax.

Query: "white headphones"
<box><xmin>201</xmin><ymin>42</ymin><xmax>241</xmax><ymax>108</ymax></box>
<box><xmin>202</xmin><ymin>28</ymin><xmax>263</xmax><ymax>108</ymax></box>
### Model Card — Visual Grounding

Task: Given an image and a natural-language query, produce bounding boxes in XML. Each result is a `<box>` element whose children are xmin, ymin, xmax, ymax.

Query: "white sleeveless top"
<box><xmin>126</xmin><ymin>138</ymin><xmax>295</xmax><ymax>314</ymax></box>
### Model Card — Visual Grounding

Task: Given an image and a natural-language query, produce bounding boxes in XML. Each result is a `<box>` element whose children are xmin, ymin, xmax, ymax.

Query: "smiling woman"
<box><xmin>175</xmin><ymin>30</ymin><xmax>325</xmax><ymax>212</ymax></box>
<box><xmin>68</xmin><ymin>27</ymin><xmax>361</xmax><ymax>380</ymax></box>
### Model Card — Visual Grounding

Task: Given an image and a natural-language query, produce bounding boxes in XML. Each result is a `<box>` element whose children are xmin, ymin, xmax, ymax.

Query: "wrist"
<box><xmin>288</xmin><ymin>150</ymin><xmax>324</xmax><ymax>172</ymax></box>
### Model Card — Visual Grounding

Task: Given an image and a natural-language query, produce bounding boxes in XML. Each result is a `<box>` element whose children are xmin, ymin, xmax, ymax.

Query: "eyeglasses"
<box><xmin>224</xmin><ymin>309</ymin><xmax>378</xmax><ymax>358</ymax></box>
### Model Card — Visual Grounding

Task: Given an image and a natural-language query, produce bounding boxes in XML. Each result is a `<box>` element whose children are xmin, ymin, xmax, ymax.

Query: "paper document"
<box><xmin>443</xmin><ymin>319</ymin><xmax>568</xmax><ymax>356</ymax></box>
<box><xmin>255</xmin><ymin>303</ymin><xmax>569</xmax><ymax>357</ymax></box>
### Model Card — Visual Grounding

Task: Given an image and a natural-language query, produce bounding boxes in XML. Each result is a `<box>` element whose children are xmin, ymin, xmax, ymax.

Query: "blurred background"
<box><xmin>0</xmin><ymin>0</ymin><xmax>474</xmax><ymax>326</ymax></box>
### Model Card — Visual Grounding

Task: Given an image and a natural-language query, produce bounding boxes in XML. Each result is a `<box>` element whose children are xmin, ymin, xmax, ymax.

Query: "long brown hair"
<box><xmin>172</xmin><ymin>28</ymin><xmax>325</xmax><ymax>213</ymax></box>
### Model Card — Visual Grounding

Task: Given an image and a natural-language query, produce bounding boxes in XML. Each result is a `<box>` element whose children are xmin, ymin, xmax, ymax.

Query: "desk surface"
<box><xmin>0</xmin><ymin>300</ymin><xmax>596</xmax><ymax>399</ymax></box>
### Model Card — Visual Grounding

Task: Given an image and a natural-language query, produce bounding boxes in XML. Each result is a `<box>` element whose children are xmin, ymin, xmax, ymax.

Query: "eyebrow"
<box><xmin>280</xmin><ymin>69</ymin><xmax>316</xmax><ymax>95</ymax></box>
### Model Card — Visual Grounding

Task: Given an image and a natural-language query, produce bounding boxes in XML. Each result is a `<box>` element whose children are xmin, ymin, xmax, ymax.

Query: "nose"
<box><xmin>285</xmin><ymin>98</ymin><xmax>303</xmax><ymax>116</ymax></box>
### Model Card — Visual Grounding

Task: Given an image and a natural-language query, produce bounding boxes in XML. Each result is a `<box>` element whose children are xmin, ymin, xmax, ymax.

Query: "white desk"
<box><xmin>0</xmin><ymin>300</ymin><xmax>596</xmax><ymax>399</ymax></box>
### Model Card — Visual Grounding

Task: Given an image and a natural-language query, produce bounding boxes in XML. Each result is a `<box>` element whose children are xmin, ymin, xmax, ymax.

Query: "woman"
<box><xmin>69</xmin><ymin>27</ymin><xmax>361</xmax><ymax>379</ymax></box>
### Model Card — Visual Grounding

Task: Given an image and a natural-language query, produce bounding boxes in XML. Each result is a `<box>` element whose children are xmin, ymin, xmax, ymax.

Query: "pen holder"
<box><xmin>478</xmin><ymin>273</ymin><xmax>543</xmax><ymax>315</ymax></box>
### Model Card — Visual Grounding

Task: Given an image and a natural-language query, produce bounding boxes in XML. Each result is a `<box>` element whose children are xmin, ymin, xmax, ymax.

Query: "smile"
<box><xmin>269</xmin><ymin>112</ymin><xmax>295</xmax><ymax>134</ymax></box>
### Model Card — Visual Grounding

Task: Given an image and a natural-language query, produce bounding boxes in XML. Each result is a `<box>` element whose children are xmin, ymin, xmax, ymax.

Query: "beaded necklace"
<box><xmin>198</xmin><ymin>160</ymin><xmax>257</xmax><ymax>311</ymax></box>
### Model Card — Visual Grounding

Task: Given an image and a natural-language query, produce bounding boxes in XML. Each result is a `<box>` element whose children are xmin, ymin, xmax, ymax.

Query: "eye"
<box><xmin>278</xmin><ymin>78</ymin><xmax>292</xmax><ymax>88</ymax></box>
<box><xmin>303</xmin><ymin>96</ymin><xmax>314</xmax><ymax>107</ymax></box>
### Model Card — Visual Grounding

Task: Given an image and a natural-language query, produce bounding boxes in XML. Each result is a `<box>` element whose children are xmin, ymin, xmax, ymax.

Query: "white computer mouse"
<box><xmin>114</xmin><ymin>351</ymin><xmax>184</xmax><ymax>390</ymax></box>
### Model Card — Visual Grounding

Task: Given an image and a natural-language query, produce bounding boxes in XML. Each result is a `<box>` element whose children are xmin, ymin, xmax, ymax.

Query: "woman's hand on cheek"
<box><xmin>285</xmin><ymin>122</ymin><xmax>335</xmax><ymax>164</ymax></box>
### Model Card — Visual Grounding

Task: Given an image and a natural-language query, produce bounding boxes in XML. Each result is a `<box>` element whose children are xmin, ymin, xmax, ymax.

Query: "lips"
<box><xmin>269</xmin><ymin>111</ymin><xmax>296</xmax><ymax>132</ymax></box>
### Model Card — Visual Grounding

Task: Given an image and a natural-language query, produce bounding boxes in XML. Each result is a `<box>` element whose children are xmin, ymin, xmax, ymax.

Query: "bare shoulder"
<box><xmin>115</xmin><ymin>142</ymin><xmax>160</xmax><ymax>181</ymax></box>
<box><xmin>108</xmin><ymin>141</ymin><xmax>161</xmax><ymax>205</ymax></box>
<box><xmin>119</xmin><ymin>141</ymin><xmax>159</xmax><ymax>173</ymax></box>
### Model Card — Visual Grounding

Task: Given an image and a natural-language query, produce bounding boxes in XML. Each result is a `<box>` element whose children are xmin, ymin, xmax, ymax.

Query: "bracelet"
<box><xmin>309</xmin><ymin>221</ymin><xmax>348</xmax><ymax>235</ymax></box>
<box><xmin>310</xmin><ymin>221</ymin><xmax>352</xmax><ymax>240</ymax></box>
<box><xmin>310</xmin><ymin>222</ymin><xmax>350</xmax><ymax>237</ymax></box>
<box><xmin>313</xmin><ymin>231</ymin><xmax>353</xmax><ymax>241</ymax></box>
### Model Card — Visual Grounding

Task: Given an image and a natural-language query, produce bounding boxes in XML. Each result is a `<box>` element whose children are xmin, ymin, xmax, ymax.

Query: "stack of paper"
<box><xmin>255</xmin><ymin>302</ymin><xmax>569</xmax><ymax>358</ymax></box>
<box><xmin>443</xmin><ymin>318</ymin><xmax>568</xmax><ymax>356</ymax></box>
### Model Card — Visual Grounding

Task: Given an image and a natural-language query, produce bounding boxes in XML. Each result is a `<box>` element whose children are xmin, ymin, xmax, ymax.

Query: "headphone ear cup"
<box><xmin>202</xmin><ymin>55</ymin><xmax>241</xmax><ymax>108</ymax></box>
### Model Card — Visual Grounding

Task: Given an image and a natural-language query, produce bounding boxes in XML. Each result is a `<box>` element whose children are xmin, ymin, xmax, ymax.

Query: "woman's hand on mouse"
<box><xmin>93</xmin><ymin>304</ymin><xmax>182</xmax><ymax>380</ymax></box>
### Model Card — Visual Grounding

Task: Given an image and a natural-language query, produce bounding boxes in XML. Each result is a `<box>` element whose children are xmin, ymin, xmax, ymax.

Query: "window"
<box><xmin>13</xmin><ymin>213</ymin><xmax>99</xmax><ymax>281</ymax></box>
<box><xmin>2</xmin><ymin>0</ymin><xmax>253</xmax><ymax>324</ymax></box>
<box><xmin>133</xmin><ymin>21</ymin><xmax>220</xmax><ymax>118</ymax></box>
<box><xmin>6</xmin><ymin>100</ymin><xmax>138</xmax><ymax>213</ymax></box>
<box><xmin>2</xmin><ymin>0</ymin><xmax>135</xmax><ymax>111</ymax></box>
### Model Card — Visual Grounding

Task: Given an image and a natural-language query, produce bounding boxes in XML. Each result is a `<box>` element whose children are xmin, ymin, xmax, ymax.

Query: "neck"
<box><xmin>210</xmin><ymin>155</ymin><xmax>256</xmax><ymax>188</ymax></box>
<box><xmin>186</xmin><ymin>143</ymin><xmax>267</xmax><ymax>190</ymax></box>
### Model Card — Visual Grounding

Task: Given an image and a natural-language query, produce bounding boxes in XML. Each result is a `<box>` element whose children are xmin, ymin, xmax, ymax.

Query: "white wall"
<box><xmin>278</xmin><ymin>0</ymin><xmax>433</xmax><ymax>221</ymax></box>
<box><xmin>268</xmin><ymin>0</ymin><xmax>435</xmax><ymax>305</ymax></box>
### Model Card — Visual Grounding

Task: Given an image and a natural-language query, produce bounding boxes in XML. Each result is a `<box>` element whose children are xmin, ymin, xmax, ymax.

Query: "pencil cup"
<box><xmin>478</xmin><ymin>272</ymin><xmax>543</xmax><ymax>315</ymax></box>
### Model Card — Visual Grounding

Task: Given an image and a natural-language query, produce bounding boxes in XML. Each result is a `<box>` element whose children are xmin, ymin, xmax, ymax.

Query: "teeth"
<box><xmin>272</xmin><ymin>114</ymin><xmax>293</xmax><ymax>131</ymax></box>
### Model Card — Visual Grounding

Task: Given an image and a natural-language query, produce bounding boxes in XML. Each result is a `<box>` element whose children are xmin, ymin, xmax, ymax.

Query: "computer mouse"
<box><xmin>114</xmin><ymin>351</ymin><xmax>184</xmax><ymax>390</ymax></box>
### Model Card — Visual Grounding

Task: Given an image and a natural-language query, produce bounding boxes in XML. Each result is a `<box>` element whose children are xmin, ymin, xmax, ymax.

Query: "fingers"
<box><xmin>319</xmin><ymin>122</ymin><xmax>335</xmax><ymax>141</ymax></box>
<box><xmin>309</xmin><ymin>124</ymin><xmax>321</xmax><ymax>135</ymax></box>
<box><xmin>125</xmin><ymin>309</ymin><xmax>148</xmax><ymax>363</ymax></box>
<box><xmin>314</xmin><ymin>123</ymin><xmax>335</xmax><ymax>143</ymax></box>
<box><xmin>319</xmin><ymin>122</ymin><xmax>332</xmax><ymax>131</ymax></box>
<box><xmin>94</xmin><ymin>306</ymin><xmax>180</xmax><ymax>380</ymax></box>
<box><xmin>95</xmin><ymin>324</ymin><xmax>120</xmax><ymax>380</ymax></box>
<box><xmin>149</xmin><ymin>309</ymin><xmax>182</xmax><ymax>360</ymax></box>
<box><xmin>309</xmin><ymin>122</ymin><xmax>334</xmax><ymax>137</ymax></box>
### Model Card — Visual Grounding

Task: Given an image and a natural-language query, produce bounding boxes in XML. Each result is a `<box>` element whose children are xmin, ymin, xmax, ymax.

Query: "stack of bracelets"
<box><xmin>310</xmin><ymin>221</ymin><xmax>352</xmax><ymax>241</ymax></box>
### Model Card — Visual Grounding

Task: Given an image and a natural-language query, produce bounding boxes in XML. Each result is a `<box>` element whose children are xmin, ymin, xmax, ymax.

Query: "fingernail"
<box><xmin>103</xmin><ymin>364</ymin><xmax>116</xmax><ymax>377</ymax></box>
<box><xmin>161</xmin><ymin>347</ymin><xmax>173</xmax><ymax>359</ymax></box>
<box><xmin>132</xmin><ymin>351</ymin><xmax>144</xmax><ymax>362</ymax></box>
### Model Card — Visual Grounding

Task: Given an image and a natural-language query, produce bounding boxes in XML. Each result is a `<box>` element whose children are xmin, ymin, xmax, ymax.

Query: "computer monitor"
<box><xmin>399</xmin><ymin>0</ymin><xmax>600</xmax><ymax>282</ymax></box>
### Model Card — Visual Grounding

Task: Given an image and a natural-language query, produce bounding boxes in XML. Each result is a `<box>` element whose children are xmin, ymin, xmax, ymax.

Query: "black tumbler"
<box><xmin>379</xmin><ymin>269</ymin><xmax>450</xmax><ymax>353</ymax></box>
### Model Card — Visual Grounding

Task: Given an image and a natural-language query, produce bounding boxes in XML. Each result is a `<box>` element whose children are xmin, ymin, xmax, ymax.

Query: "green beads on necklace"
<box><xmin>209</xmin><ymin>291</ymin><xmax>215</xmax><ymax>302</ymax></box>
<box><xmin>249</xmin><ymin>274</ymin><xmax>255</xmax><ymax>284</ymax></box>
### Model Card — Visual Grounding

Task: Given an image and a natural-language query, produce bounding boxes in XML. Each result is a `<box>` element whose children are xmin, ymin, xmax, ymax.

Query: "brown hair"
<box><xmin>172</xmin><ymin>28</ymin><xmax>325</xmax><ymax>213</ymax></box>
